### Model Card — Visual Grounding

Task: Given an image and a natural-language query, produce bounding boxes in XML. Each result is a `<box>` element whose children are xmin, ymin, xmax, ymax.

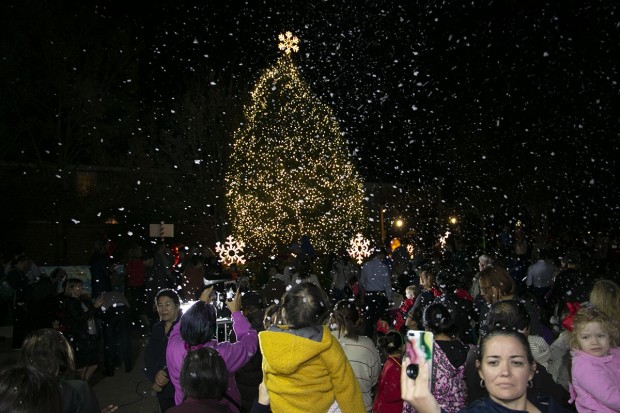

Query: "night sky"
<box><xmin>1</xmin><ymin>0</ymin><xmax>618</xmax><ymax>242</ymax></box>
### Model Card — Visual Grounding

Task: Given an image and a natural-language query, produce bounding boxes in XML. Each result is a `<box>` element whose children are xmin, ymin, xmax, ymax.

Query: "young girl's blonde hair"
<box><xmin>570</xmin><ymin>306</ymin><xmax>619</xmax><ymax>349</ymax></box>
<box><xmin>589</xmin><ymin>279</ymin><xmax>620</xmax><ymax>331</ymax></box>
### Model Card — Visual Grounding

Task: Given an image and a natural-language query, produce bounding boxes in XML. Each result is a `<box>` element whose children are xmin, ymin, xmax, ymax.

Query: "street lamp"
<box><xmin>380</xmin><ymin>207</ymin><xmax>386</xmax><ymax>243</ymax></box>
<box><xmin>395</xmin><ymin>219</ymin><xmax>404</xmax><ymax>228</ymax></box>
<box><xmin>449</xmin><ymin>216</ymin><xmax>458</xmax><ymax>225</ymax></box>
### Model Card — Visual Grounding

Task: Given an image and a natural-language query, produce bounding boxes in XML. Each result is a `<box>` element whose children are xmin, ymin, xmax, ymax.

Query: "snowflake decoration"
<box><xmin>348</xmin><ymin>233</ymin><xmax>371</xmax><ymax>265</ymax></box>
<box><xmin>278</xmin><ymin>31</ymin><xmax>299</xmax><ymax>54</ymax></box>
<box><xmin>438</xmin><ymin>230</ymin><xmax>451</xmax><ymax>251</ymax></box>
<box><xmin>406</xmin><ymin>244</ymin><xmax>415</xmax><ymax>260</ymax></box>
<box><xmin>215</xmin><ymin>236</ymin><xmax>247</xmax><ymax>266</ymax></box>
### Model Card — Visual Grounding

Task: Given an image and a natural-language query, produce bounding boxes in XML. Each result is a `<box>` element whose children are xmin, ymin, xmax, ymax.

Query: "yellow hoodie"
<box><xmin>259</xmin><ymin>324</ymin><xmax>366</xmax><ymax>413</ymax></box>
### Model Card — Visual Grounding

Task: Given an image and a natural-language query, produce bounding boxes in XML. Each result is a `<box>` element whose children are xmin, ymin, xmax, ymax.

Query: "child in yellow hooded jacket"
<box><xmin>259</xmin><ymin>282</ymin><xmax>366</xmax><ymax>413</ymax></box>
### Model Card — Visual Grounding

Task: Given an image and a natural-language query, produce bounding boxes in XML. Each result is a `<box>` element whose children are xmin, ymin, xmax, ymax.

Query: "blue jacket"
<box><xmin>447</xmin><ymin>395</ymin><xmax>572</xmax><ymax>413</ymax></box>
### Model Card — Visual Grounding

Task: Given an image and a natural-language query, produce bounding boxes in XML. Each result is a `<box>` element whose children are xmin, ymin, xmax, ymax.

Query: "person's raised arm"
<box><xmin>219</xmin><ymin>286</ymin><xmax>258</xmax><ymax>373</ymax></box>
<box><xmin>400</xmin><ymin>355</ymin><xmax>441</xmax><ymax>413</ymax></box>
<box><xmin>225</xmin><ymin>286</ymin><xmax>242</xmax><ymax>313</ymax></box>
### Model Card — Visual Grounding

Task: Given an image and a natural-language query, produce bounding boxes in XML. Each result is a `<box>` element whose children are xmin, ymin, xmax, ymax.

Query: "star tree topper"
<box><xmin>278</xmin><ymin>31</ymin><xmax>299</xmax><ymax>54</ymax></box>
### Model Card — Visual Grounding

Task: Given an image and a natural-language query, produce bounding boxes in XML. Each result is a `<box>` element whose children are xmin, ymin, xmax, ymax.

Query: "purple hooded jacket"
<box><xmin>166</xmin><ymin>311</ymin><xmax>258</xmax><ymax>412</ymax></box>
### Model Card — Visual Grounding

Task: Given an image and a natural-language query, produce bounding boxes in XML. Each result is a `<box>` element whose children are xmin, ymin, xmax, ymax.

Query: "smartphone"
<box><xmin>226</xmin><ymin>287</ymin><xmax>236</xmax><ymax>300</ymax></box>
<box><xmin>405</xmin><ymin>330</ymin><xmax>434</xmax><ymax>386</ymax></box>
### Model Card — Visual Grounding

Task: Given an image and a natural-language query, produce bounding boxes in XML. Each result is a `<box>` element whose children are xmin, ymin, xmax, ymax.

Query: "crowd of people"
<box><xmin>0</xmin><ymin>225</ymin><xmax>619</xmax><ymax>413</ymax></box>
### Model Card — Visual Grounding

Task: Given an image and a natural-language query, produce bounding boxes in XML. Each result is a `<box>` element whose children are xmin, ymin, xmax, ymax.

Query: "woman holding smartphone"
<box><xmin>400</xmin><ymin>330</ymin><xmax>570</xmax><ymax>413</ymax></box>
<box><xmin>404</xmin><ymin>304</ymin><xmax>471</xmax><ymax>413</ymax></box>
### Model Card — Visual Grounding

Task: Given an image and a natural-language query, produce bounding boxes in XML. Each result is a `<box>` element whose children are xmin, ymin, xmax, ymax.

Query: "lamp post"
<box><xmin>380</xmin><ymin>207</ymin><xmax>386</xmax><ymax>244</ymax></box>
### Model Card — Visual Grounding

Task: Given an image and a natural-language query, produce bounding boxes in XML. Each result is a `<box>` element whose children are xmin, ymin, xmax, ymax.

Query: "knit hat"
<box><xmin>528</xmin><ymin>335</ymin><xmax>551</xmax><ymax>369</ymax></box>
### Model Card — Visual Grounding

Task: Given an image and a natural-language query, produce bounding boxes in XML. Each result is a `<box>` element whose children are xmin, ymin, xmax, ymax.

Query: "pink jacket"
<box><xmin>166</xmin><ymin>311</ymin><xmax>258</xmax><ymax>412</ymax></box>
<box><xmin>570</xmin><ymin>347</ymin><xmax>620</xmax><ymax>413</ymax></box>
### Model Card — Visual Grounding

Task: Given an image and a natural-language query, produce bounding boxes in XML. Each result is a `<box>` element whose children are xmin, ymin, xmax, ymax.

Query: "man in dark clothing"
<box><xmin>100</xmin><ymin>291</ymin><xmax>133</xmax><ymax>376</ymax></box>
<box><xmin>89</xmin><ymin>240</ymin><xmax>112</xmax><ymax>299</ymax></box>
<box><xmin>360</xmin><ymin>249</ymin><xmax>392</xmax><ymax>339</ymax></box>
<box><xmin>548</xmin><ymin>251</ymin><xmax>591</xmax><ymax>328</ymax></box>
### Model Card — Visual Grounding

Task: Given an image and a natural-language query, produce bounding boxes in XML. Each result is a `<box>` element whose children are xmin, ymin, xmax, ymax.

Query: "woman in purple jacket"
<box><xmin>166</xmin><ymin>286</ymin><xmax>258</xmax><ymax>413</ymax></box>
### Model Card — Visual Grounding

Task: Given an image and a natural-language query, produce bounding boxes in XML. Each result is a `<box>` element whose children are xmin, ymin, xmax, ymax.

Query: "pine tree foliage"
<box><xmin>225</xmin><ymin>53</ymin><xmax>366</xmax><ymax>255</ymax></box>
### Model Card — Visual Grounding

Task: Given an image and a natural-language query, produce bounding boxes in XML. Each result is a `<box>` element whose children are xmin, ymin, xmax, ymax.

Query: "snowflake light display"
<box><xmin>348</xmin><ymin>234</ymin><xmax>371</xmax><ymax>264</ymax></box>
<box><xmin>406</xmin><ymin>244</ymin><xmax>415</xmax><ymax>259</ymax></box>
<box><xmin>438</xmin><ymin>230</ymin><xmax>451</xmax><ymax>251</ymax></box>
<box><xmin>278</xmin><ymin>31</ymin><xmax>299</xmax><ymax>54</ymax></box>
<box><xmin>215</xmin><ymin>236</ymin><xmax>247</xmax><ymax>266</ymax></box>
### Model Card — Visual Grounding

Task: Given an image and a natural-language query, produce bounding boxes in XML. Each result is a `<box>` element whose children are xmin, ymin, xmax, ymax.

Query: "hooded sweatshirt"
<box><xmin>569</xmin><ymin>347</ymin><xmax>620</xmax><ymax>413</ymax></box>
<box><xmin>167</xmin><ymin>311</ymin><xmax>258</xmax><ymax>412</ymax></box>
<box><xmin>259</xmin><ymin>324</ymin><xmax>365</xmax><ymax>413</ymax></box>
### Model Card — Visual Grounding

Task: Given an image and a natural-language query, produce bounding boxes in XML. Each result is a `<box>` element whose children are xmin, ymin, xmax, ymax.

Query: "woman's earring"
<box><xmin>480</xmin><ymin>379</ymin><xmax>485</xmax><ymax>388</ymax></box>
<box><xmin>528</xmin><ymin>380</ymin><xmax>533</xmax><ymax>389</ymax></box>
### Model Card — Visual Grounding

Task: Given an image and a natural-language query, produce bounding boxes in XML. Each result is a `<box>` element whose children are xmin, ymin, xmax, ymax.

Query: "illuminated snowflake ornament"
<box><xmin>348</xmin><ymin>233</ymin><xmax>371</xmax><ymax>265</ymax></box>
<box><xmin>215</xmin><ymin>236</ymin><xmax>247</xmax><ymax>266</ymax></box>
<box><xmin>278</xmin><ymin>31</ymin><xmax>299</xmax><ymax>54</ymax></box>
<box><xmin>438</xmin><ymin>230</ymin><xmax>451</xmax><ymax>251</ymax></box>
<box><xmin>406</xmin><ymin>244</ymin><xmax>415</xmax><ymax>259</ymax></box>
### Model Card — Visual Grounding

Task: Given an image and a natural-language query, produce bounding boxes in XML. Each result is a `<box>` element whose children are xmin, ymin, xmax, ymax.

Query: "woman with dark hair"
<box><xmin>401</xmin><ymin>330</ymin><xmax>571</xmax><ymax>413</ymax></box>
<box><xmin>405</xmin><ymin>303</ymin><xmax>471</xmax><ymax>413</ymax></box>
<box><xmin>166</xmin><ymin>286</ymin><xmax>257</xmax><ymax>413</ymax></box>
<box><xmin>465</xmin><ymin>301</ymin><xmax>569</xmax><ymax>409</ymax></box>
<box><xmin>20</xmin><ymin>328</ymin><xmax>117</xmax><ymax>413</ymax></box>
<box><xmin>0</xmin><ymin>365</ymin><xmax>63</xmax><ymax>413</ymax></box>
<box><xmin>330</xmin><ymin>299</ymin><xmax>381</xmax><ymax>412</ymax></box>
<box><xmin>478</xmin><ymin>266</ymin><xmax>541</xmax><ymax>336</ymax></box>
<box><xmin>167</xmin><ymin>347</ymin><xmax>230</xmax><ymax>412</ymax></box>
<box><xmin>145</xmin><ymin>288</ymin><xmax>182</xmax><ymax>413</ymax></box>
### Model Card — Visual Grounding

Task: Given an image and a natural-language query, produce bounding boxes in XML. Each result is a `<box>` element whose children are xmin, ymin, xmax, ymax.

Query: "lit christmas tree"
<box><xmin>225</xmin><ymin>32</ymin><xmax>367</xmax><ymax>255</ymax></box>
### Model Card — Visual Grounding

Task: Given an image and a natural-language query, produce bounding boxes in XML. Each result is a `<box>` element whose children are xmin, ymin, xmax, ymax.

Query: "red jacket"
<box><xmin>125</xmin><ymin>259</ymin><xmax>145</xmax><ymax>287</ymax></box>
<box><xmin>373</xmin><ymin>356</ymin><xmax>403</xmax><ymax>413</ymax></box>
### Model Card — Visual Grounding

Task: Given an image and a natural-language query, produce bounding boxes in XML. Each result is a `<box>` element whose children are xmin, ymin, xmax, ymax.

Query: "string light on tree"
<box><xmin>215</xmin><ymin>236</ymin><xmax>247</xmax><ymax>266</ymax></box>
<box><xmin>348</xmin><ymin>233</ymin><xmax>371</xmax><ymax>264</ymax></box>
<box><xmin>225</xmin><ymin>33</ymin><xmax>366</xmax><ymax>255</ymax></box>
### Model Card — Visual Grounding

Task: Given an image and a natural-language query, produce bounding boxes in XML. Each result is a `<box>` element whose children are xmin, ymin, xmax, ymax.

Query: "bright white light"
<box><xmin>180</xmin><ymin>300</ymin><xmax>197</xmax><ymax>314</ymax></box>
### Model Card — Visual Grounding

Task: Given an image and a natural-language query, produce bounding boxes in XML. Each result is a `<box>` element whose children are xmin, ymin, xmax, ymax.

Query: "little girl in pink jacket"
<box><xmin>569</xmin><ymin>306</ymin><xmax>620</xmax><ymax>413</ymax></box>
